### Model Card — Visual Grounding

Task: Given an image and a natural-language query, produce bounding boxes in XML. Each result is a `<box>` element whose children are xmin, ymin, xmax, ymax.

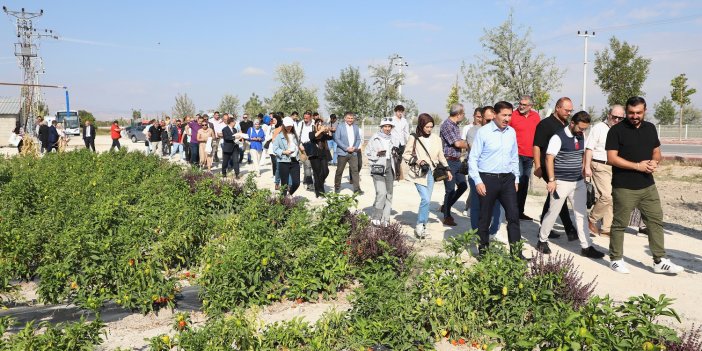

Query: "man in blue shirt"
<box><xmin>468</xmin><ymin>101</ymin><xmax>524</xmax><ymax>259</ymax></box>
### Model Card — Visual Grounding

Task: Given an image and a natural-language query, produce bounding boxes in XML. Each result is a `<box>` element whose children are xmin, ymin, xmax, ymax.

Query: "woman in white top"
<box><xmin>366</xmin><ymin>117</ymin><xmax>402</xmax><ymax>226</ymax></box>
<box><xmin>402</xmin><ymin>113</ymin><xmax>452</xmax><ymax>238</ymax></box>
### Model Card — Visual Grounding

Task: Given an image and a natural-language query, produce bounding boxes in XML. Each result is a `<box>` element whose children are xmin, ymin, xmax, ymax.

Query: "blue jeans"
<box><xmin>469</xmin><ymin>178</ymin><xmax>501</xmax><ymax>235</ymax></box>
<box><xmin>517</xmin><ymin>155</ymin><xmax>533</xmax><ymax>215</ymax></box>
<box><xmin>442</xmin><ymin>159</ymin><xmax>467</xmax><ymax>218</ymax></box>
<box><xmin>327</xmin><ymin>140</ymin><xmax>337</xmax><ymax>164</ymax></box>
<box><xmin>189</xmin><ymin>143</ymin><xmax>200</xmax><ymax>165</ymax></box>
<box><xmin>414</xmin><ymin>172</ymin><xmax>435</xmax><ymax>225</ymax></box>
<box><xmin>170</xmin><ymin>142</ymin><xmax>184</xmax><ymax>159</ymax></box>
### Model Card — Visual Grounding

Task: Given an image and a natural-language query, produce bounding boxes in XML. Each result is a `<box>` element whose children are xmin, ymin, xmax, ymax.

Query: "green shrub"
<box><xmin>0</xmin><ymin>316</ymin><xmax>104</xmax><ymax>350</ymax></box>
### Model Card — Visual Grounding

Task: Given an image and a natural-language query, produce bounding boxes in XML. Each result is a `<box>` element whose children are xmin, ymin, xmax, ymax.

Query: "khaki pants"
<box><xmin>251</xmin><ymin>149</ymin><xmax>262</xmax><ymax>175</ymax></box>
<box><xmin>539</xmin><ymin>179</ymin><xmax>592</xmax><ymax>249</ymax></box>
<box><xmin>610</xmin><ymin>185</ymin><xmax>666</xmax><ymax>261</ymax></box>
<box><xmin>588</xmin><ymin>162</ymin><xmax>613</xmax><ymax>232</ymax></box>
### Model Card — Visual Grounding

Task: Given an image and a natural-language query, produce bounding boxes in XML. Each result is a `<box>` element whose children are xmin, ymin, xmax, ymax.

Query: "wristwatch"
<box><xmin>549</xmin><ymin>177</ymin><xmax>555</xmax><ymax>182</ymax></box>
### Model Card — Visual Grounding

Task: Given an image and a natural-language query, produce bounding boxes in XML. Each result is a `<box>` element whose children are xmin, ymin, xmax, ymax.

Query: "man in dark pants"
<box><xmin>333</xmin><ymin>112</ymin><xmax>362</xmax><ymax>194</ymax></box>
<box><xmin>468</xmin><ymin>101</ymin><xmax>525</xmax><ymax>259</ymax></box>
<box><xmin>532</xmin><ymin>97</ymin><xmax>577</xmax><ymax>240</ymax></box>
<box><xmin>82</xmin><ymin>119</ymin><xmax>96</xmax><ymax>152</ymax></box>
<box><xmin>510</xmin><ymin>95</ymin><xmax>541</xmax><ymax>220</ymax></box>
<box><xmin>221</xmin><ymin>117</ymin><xmax>240</xmax><ymax>178</ymax></box>
<box><xmin>48</xmin><ymin>120</ymin><xmax>60</xmax><ymax>152</ymax></box>
<box><xmin>439</xmin><ymin>103</ymin><xmax>468</xmax><ymax>226</ymax></box>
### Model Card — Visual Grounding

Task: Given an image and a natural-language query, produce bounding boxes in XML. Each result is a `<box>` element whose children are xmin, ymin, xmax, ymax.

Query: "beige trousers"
<box><xmin>588</xmin><ymin>162</ymin><xmax>613</xmax><ymax>232</ymax></box>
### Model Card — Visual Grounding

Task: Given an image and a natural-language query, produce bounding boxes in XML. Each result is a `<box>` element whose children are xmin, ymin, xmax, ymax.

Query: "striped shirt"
<box><xmin>440</xmin><ymin>118</ymin><xmax>463</xmax><ymax>159</ymax></box>
<box><xmin>546</xmin><ymin>127</ymin><xmax>584</xmax><ymax>182</ymax></box>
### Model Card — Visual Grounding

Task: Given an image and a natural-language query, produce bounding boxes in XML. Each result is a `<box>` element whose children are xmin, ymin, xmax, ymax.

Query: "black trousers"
<box><xmin>539</xmin><ymin>177</ymin><xmax>575</xmax><ymax>232</ymax></box>
<box><xmin>110</xmin><ymin>139</ymin><xmax>121</xmax><ymax>151</ymax></box>
<box><xmin>84</xmin><ymin>138</ymin><xmax>96</xmax><ymax>152</ymax></box>
<box><xmin>279</xmin><ymin>159</ymin><xmax>301</xmax><ymax>195</ymax></box>
<box><xmin>271</xmin><ymin>154</ymin><xmax>278</xmax><ymax>177</ymax></box>
<box><xmin>310</xmin><ymin>156</ymin><xmax>329</xmax><ymax>197</ymax></box>
<box><xmin>184</xmin><ymin>140</ymin><xmax>191</xmax><ymax>160</ymax></box>
<box><xmin>477</xmin><ymin>172</ymin><xmax>521</xmax><ymax>250</ymax></box>
<box><xmin>222</xmin><ymin>146</ymin><xmax>240</xmax><ymax>176</ymax></box>
<box><xmin>221</xmin><ymin>151</ymin><xmax>234</xmax><ymax>176</ymax></box>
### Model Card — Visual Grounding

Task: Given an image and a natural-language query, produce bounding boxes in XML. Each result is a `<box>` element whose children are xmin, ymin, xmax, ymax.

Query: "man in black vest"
<box><xmin>536</xmin><ymin>111</ymin><xmax>604</xmax><ymax>259</ymax></box>
<box><xmin>83</xmin><ymin>120</ymin><xmax>96</xmax><ymax>152</ymax></box>
<box><xmin>36</xmin><ymin>117</ymin><xmax>50</xmax><ymax>154</ymax></box>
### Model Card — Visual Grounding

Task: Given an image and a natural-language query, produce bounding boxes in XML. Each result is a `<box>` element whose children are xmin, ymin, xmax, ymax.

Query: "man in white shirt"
<box><xmin>390</xmin><ymin>105</ymin><xmax>410</xmax><ymax>180</ymax></box>
<box><xmin>211</xmin><ymin>111</ymin><xmax>226</xmax><ymax>163</ymax></box>
<box><xmin>584</xmin><ymin>104</ymin><xmax>625</xmax><ymax>236</ymax></box>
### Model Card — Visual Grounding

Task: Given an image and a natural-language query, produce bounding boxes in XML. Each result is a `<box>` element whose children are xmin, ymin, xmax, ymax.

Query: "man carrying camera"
<box><xmin>439</xmin><ymin>103</ymin><xmax>468</xmax><ymax>226</ymax></box>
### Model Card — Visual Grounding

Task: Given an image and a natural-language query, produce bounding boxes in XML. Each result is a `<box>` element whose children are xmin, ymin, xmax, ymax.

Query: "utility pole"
<box><xmin>3</xmin><ymin>6</ymin><xmax>58</xmax><ymax>135</ymax></box>
<box><xmin>577</xmin><ymin>30</ymin><xmax>595</xmax><ymax>111</ymax></box>
<box><xmin>389</xmin><ymin>54</ymin><xmax>408</xmax><ymax>102</ymax></box>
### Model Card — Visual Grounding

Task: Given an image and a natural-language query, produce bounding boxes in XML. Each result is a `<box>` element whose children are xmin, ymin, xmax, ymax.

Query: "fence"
<box><xmin>657</xmin><ymin>125</ymin><xmax>702</xmax><ymax>139</ymax></box>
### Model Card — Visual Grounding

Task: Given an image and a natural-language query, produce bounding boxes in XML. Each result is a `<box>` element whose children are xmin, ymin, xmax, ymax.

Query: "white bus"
<box><xmin>56</xmin><ymin>110</ymin><xmax>80</xmax><ymax>136</ymax></box>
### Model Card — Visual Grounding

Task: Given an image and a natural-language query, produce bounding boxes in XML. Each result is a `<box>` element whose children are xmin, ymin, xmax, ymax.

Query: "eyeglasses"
<box><xmin>519</xmin><ymin>103</ymin><xmax>532</xmax><ymax>107</ymax></box>
<box><xmin>612</xmin><ymin>116</ymin><xmax>625</xmax><ymax>121</ymax></box>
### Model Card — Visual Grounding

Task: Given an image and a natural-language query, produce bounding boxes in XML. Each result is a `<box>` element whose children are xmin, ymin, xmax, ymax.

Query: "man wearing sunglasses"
<box><xmin>584</xmin><ymin>105</ymin><xmax>625</xmax><ymax>236</ymax></box>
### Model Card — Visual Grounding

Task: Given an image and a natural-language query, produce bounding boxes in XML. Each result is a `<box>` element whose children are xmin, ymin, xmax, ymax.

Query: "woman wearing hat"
<box><xmin>402</xmin><ymin>113</ymin><xmax>452</xmax><ymax>238</ymax></box>
<box><xmin>366</xmin><ymin>117</ymin><xmax>402</xmax><ymax>226</ymax></box>
<box><xmin>272</xmin><ymin>116</ymin><xmax>301</xmax><ymax>195</ymax></box>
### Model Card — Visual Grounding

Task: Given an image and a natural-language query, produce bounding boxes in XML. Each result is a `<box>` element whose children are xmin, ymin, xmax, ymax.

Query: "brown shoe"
<box><xmin>600</xmin><ymin>231</ymin><xmax>610</xmax><ymax>237</ymax></box>
<box><xmin>442</xmin><ymin>216</ymin><xmax>457</xmax><ymax>226</ymax></box>
<box><xmin>588</xmin><ymin>220</ymin><xmax>600</xmax><ymax>236</ymax></box>
<box><xmin>275</xmin><ymin>184</ymin><xmax>280</xmax><ymax>190</ymax></box>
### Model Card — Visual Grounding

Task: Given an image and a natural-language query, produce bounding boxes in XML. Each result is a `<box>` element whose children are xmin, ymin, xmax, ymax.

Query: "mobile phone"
<box><xmin>553</xmin><ymin>191</ymin><xmax>560</xmax><ymax>200</ymax></box>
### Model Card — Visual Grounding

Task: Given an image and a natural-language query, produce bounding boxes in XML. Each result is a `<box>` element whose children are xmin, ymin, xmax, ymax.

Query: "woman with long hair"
<box><xmin>272</xmin><ymin>116</ymin><xmax>301</xmax><ymax>195</ymax></box>
<box><xmin>308</xmin><ymin>118</ymin><xmax>333</xmax><ymax>198</ymax></box>
<box><xmin>402</xmin><ymin>113</ymin><xmax>452</xmax><ymax>238</ymax></box>
<box><xmin>267</xmin><ymin>114</ymin><xmax>283</xmax><ymax>190</ymax></box>
<box><xmin>197</xmin><ymin>121</ymin><xmax>216</xmax><ymax>172</ymax></box>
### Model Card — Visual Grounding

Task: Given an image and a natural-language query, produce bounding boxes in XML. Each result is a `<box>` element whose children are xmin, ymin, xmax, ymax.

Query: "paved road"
<box><xmin>660</xmin><ymin>144</ymin><xmax>702</xmax><ymax>157</ymax></box>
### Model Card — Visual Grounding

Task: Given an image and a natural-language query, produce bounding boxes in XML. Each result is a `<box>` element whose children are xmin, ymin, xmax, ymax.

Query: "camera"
<box><xmin>420</xmin><ymin>163</ymin><xmax>430</xmax><ymax>173</ymax></box>
<box><xmin>408</xmin><ymin>155</ymin><xmax>418</xmax><ymax>166</ymax></box>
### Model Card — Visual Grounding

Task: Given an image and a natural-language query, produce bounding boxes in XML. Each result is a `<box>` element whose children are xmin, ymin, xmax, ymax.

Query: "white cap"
<box><xmin>282</xmin><ymin>116</ymin><xmax>295</xmax><ymax>127</ymax></box>
<box><xmin>379</xmin><ymin>117</ymin><xmax>394</xmax><ymax>128</ymax></box>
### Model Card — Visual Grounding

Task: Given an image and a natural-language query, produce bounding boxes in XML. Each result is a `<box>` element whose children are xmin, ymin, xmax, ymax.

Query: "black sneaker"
<box><xmin>581</xmin><ymin>246</ymin><xmax>605</xmax><ymax>259</ymax></box>
<box><xmin>536</xmin><ymin>241</ymin><xmax>552</xmax><ymax>254</ymax></box>
<box><xmin>566</xmin><ymin>228</ymin><xmax>578</xmax><ymax>242</ymax></box>
<box><xmin>548</xmin><ymin>231</ymin><xmax>561</xmax><ymax>239</ymax></box>
<box><xmin>519</xmin><ymin>213</ymin><xmax>534</xmax><ymax>221</ymax></box>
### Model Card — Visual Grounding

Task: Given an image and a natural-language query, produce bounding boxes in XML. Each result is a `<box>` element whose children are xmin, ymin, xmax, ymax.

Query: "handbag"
<box><xmin>586</xmin><ymin>179</ymin><xmax>595</xmax><ymax>209</ymax></box>
<box><xmin>370</xmin><ymin>164</ymin><xmax>385</xmax><ymax>176</ymax></box>
<box><xmin>297</xmin><ymin>126</ymin><xmax>308</xmax><ymax>161</ymax></box>
<box><xmin>406</xmin><ymin>135</ymin><xmax>426</xmax><ymax>178</ymax></box>
<box><xmin>415</xmin><ymin>135</ymin><xmax>449</xmax><ymax>181</ymax></box>
<box><xmin>8</xmin><ymin>133</ymin><xmax>21</xmax><ymax>147</ymax></box>
<box><xmin>457</xmin><ymin>159</ymin><xmax>468</xmax><ymax>175</ymax></box>
<box><xmin>205</xmin><ymin>136</ymin><xmax>213</xmax><ymax>154</ymax></box>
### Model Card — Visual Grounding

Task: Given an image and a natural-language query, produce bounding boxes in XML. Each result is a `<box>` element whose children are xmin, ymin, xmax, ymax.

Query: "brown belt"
<box><xmin>592</xmin><ymin>159</ymin><xmax>606</xmax><ymax>164</ymax></box>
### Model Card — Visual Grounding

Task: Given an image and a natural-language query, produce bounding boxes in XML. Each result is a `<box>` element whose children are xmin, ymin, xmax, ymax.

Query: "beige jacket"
<box><xmin>402</xmin><ymin>134</ymin><xmax>448</xmax><ymax>186</ymax></box>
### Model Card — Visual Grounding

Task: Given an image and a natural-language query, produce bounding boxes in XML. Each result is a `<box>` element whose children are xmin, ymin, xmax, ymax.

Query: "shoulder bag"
<box><xmin>415</xmin><ymin>136</ymin><xmax>449</xmax><ymax>182</ymax></box>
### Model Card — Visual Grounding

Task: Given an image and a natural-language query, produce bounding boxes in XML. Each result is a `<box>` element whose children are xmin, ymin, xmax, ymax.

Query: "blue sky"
<box><xmin>1</xmin><ymin>0</ymin><xmax>701</xmax><ymax>120</ymax></box>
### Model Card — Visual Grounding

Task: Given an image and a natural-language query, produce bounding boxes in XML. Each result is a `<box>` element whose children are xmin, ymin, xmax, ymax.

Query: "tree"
<box><xmin>594</xmin><ymin>37</ymin><xmax>651</xmax><ymax>106</ymax></box>
<box><xmin>324</xmin><ymin>66</ymin><xmax>373</xmax><ymax>117</ymax></box>
<box><xmin>132</xmin><ymin>109</ymin><xmax>142</xmax><ymax>121</ymax></box>
<box><xmin>670</xmin><ymin>73</ymin><xmax>697</xmax><ymax>130</ymax></box>
<box><xmin>682</xmin><ymin>105</ymin><xmax>701</xmax><ymax>125</ymax></box>
<box><xmin>266</xmin><ymin>63</ymin><xmax>319</xmax><ymax>114</ymax></box>
<box><xmin>446</xmin><ymin>80</ymin><xmax>459</xmax><ymax>115</ymax></box>
<box><xmin>368</xmin><ymin>62</ymin><xmax>404</xmax><ymax>118</ymax></box>
<box><xmin>77</xmin><ymin>110</ymin><xmax>95</xmax><ymax>127</ymax></box>
<box><xmin>460</xmin><ymin>61</ymin><xmax>502</xmax><ymax>109</ymax></box>
<box><xmin>461</xmin><ymin>12</ymin><xmax>564</xmax><ymax>110</ymax></box>
<box><xmin>36</xmin><ymin>101</ymin><xmax>49</xmax><ymax>117</ymax></box>
<box><xmin>172</xmin><ymin>93</ymin><xmax>196</xmax><ymax>120</ymax></box>
<box><xmin>243</xmin><ymin>93</ymin><xmax>266</xmax><ymax>116</ymax></box>
<box><xmin>218</xmin><ymin>94</ymin><xmax>240</xmax><ymax>116</ymax></box>
<box><xmin>654</xmin><ymin>97</ymin><xmax>676</xmax><ymax>125</ymax></box>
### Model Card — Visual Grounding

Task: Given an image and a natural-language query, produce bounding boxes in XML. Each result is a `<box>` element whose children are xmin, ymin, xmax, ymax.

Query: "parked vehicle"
<box><xmin>126</xmin><ymin>125</ymin><xmax>148</xmax><ymax>143</ymax></box>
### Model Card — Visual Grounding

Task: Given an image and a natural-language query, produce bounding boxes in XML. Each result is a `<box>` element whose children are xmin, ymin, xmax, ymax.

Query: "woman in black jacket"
<box><xmin>308</xmin><ymin>119</ymin><xmax>333</xmax><ymax>198</ymax></box>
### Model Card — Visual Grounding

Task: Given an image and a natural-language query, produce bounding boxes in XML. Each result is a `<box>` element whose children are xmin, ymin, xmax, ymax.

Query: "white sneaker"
<box><xmin>610</xmin><ymin>259</ymin><xmax>630</xmax><ymax>274</ymax></box>
<box><xmin>653</xmin><ymin>258</ymin><xmax>684</xmax><ymax>274</ymax></box>
<box><xmin>381</xmin><ymin>220</ymin><xmax>390</xmax><ymax>227</ymax></box>
<box><xmin>462</xmin><ymin>210</ymin><xmax>469</xmax><ymax>217</ymax></box>
<box><xmin>371</xmin><ymin>219</ymin><xmax>381</xmax><ymax>226</ymax></box>
<box><xmin>414</xmin><ymin>224</ymin><xmax>426</xmax><ymax>239</ymax></box>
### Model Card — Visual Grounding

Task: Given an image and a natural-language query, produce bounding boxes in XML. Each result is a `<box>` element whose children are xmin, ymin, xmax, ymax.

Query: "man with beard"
<box><xmin>536</xmin><ymin>111</ymin><xmax>605</xmax><ymax>259</ymax></box>
<box><xmin>297</xmin><ymin>111</ymin><xmax>316</xmax><ymax>191</ymax></box>
<box><xmin>533</xmin><ymin>97</ymin><xmax>578</xmax><ymax>240</ymax></box>
<box><xmin>605</xmin><ymin>96</ymin><xmax>683</xmax><ymax>274</ymax></box>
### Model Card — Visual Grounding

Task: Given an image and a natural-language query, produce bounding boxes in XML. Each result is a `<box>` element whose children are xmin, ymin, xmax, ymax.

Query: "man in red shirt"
<box><xmin>110</xmin><ymin>120</ymin><xmax>123</xmax><ymax>151</ymax></box>
<box><xmin>509</xmin><ymin>95</ymin><xmax>541</xmax><ymax>220</ymax></box>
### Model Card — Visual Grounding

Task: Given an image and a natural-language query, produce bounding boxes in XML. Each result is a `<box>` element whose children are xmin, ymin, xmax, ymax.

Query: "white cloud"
<box><xmin>241</xmin><ymin>67</ymin><xmax>266</xmax><ymax>76</ymax></box>
<box><xmin>391</xmin><ymin>20</ymin><xmax>441</xmax><ymax>32</ymax></box>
